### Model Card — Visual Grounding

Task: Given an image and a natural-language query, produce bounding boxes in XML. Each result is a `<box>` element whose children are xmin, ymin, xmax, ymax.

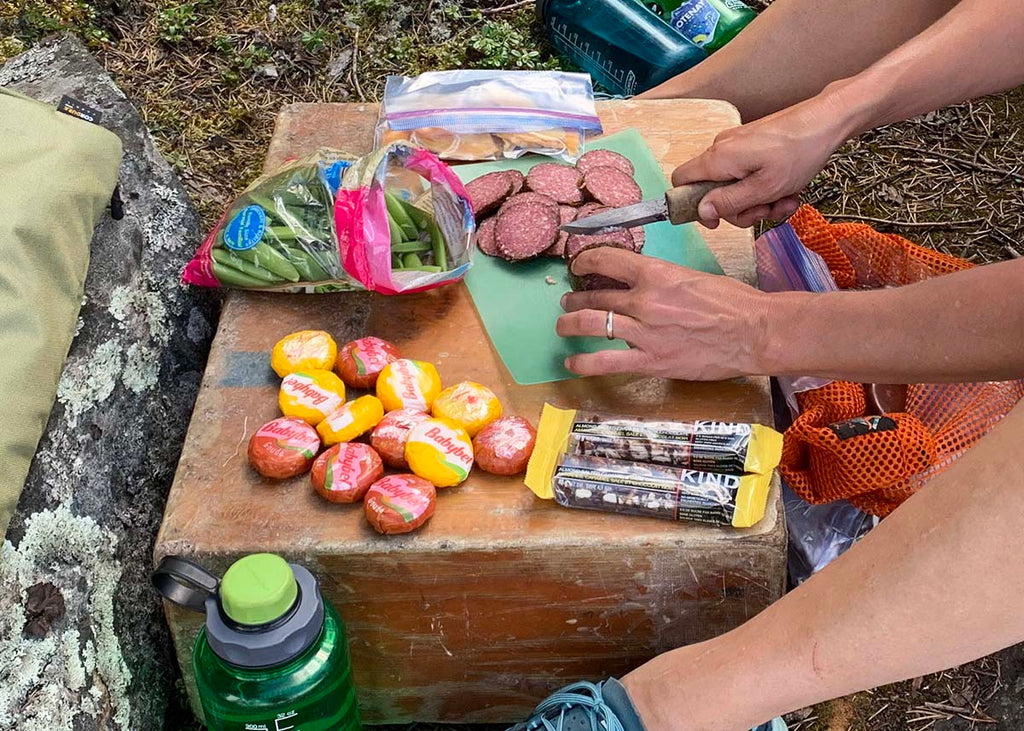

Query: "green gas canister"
<box><xmin>154</xmin><ymin>554</ymin><xmax>360</xmax><ymax>731</ymax></box>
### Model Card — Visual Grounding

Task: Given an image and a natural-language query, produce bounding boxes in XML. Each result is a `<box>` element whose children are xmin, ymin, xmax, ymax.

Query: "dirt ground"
<box><xmin>2</xmin><ymin>1</ymin><xmax>1022</xmax><ymax>729</ymax></box>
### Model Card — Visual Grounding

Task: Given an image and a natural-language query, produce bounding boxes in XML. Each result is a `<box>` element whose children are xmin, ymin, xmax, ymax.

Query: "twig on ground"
<box><xmin>481</xmin><ymin>0</ymin><xmax>535</xmax><ymax>13</ymax></box>
<box><xmin>879</xmin><ymin>144</ymin><xmax>1024</xmax><ymax>182</ymax></box>
<box><xmin>831</xmin><ymin>213</ymin><xmax>985</xmax><ymax>229</ymax></box>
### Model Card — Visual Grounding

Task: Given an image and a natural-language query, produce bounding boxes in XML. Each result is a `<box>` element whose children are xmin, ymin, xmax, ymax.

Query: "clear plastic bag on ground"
<box><xmin>182</xmin><ymin>144</ymin><xmax>475</xmax><ymax>295</ymax></box>
<box><xmin>375</xmin><ymin>70</ymin><xmax>603</xmax><ymax>162</ymax></box>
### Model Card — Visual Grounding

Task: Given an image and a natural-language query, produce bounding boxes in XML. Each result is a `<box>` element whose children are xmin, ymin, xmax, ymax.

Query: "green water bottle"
<box><xmin>645</xmin><ymin>0</ymin><xmax>755</xmax><ymax>52</ymax></box>
<box><xmin>538</xmin><ymin>0</ymin><xmax>708</xmax><ymax>96</ymax></box>
<box><xmin>153</xmin><ymin>554</ymin><xmax>361</xmax><ymax>731</ymax></box>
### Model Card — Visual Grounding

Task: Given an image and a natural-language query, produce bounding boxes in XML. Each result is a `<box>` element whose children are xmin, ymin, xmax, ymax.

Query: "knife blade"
<box><xmin>561</xmin><ymin>180</ymin><xmax>731</xmax><ymax>235</ymax></box>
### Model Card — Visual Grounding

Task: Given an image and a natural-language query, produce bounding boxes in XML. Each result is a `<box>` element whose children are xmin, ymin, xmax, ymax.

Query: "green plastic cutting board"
<box><xmin>457</xmin><ymin>128</ymin><xmax>722</xmax><ymax>385</ymax></box>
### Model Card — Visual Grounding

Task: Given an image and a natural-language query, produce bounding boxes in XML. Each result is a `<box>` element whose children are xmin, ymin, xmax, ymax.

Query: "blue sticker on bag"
<box><xmin>223</xmin><ymin>205</ymin><xmax>267</xmax><ymax>251</ymax></box>
<box><xmin>319</xmin><ymin>160</ymin><xmax>349</xmax><ymax>196</ymax></box>
<box><xmin>670</xmin><ymin>0</ymin><xmax>720</xmax><ymax>47</ymax></box>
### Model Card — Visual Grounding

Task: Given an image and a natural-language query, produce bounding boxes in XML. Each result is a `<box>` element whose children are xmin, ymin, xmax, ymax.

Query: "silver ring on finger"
<box><xmin>605</xmin><ymin>310</ymin><xmax>615</xmax><ymax>341</ymax></box>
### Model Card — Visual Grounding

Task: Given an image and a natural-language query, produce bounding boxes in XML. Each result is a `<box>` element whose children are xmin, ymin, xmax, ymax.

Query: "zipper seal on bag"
<box><xmin>384</xmin><ymin>108</ymin><xmax>604</xmax><ymax>134</ymax></box>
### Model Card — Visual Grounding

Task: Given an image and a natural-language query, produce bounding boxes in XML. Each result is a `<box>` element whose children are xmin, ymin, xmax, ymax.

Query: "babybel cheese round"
<box><xmin>370</xmin><ymin>409</ymin><xmax>432</xmax><ymax>469</ymax></box>
<box><xmin>248</xmin><ymin>417</ymin><xmax>321</xmax><ymax>479</ymax></box>
<box><xmin>473</xmin><ymin>416</ymin><xmax>537</xmax><ymax>476</ymax></box>
<box><xmin>336</xmin><ymin>337</ymin><xmax>401</xmax><ymax>389</ymax></box>
<box><xmin>405</xmin><ymin>417</ymin><xmax>475</xmax><ymax>488</ymax></box>
<box><xmin>278</xmin><ymin>370</ymin><xmax>346</xmax><ymax>425</ymax></box>
<box><xmin>316</xmin><ymin>395</ymin><xmax>385</xmax><ymax>446</ymax></box>
<box><xmin>311</xmin><ymin>442</ymin><xmax>384</xmax><ymax>503</ymax></box>
<box><xmin>376</xmin><ymin>359</ymin><xmax>442</xmax><ymax>412</ymax></box>
<box><xmin>271</xmin><ymin>330</ymin><xmax>337</xmax><ymax>377</ymax></box>
<box><xmin>431</xmin><ymin>381</ymin><xmax>502</xmax><ymax>437</ymax></box>
<box><xmin>364</xmin><ymin>474</ymin><xmax>436</xmax><ymax>535</ymax></box>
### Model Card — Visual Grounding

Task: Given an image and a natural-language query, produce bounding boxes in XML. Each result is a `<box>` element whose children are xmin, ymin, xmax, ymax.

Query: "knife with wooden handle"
<box><xmin>560</xmin><ymin>181</ymin><xmax>733</xmax><ymax>234</ymax></box>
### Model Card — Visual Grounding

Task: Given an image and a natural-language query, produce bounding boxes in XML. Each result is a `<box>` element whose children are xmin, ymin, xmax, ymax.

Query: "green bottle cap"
<box><xmin>219</xmin><ymin>554</ymin><xmax>298</xmax><ymax>626</ymax></box>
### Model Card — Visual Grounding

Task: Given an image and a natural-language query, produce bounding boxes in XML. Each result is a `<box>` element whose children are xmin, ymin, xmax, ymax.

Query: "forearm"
<box><xmin>638</xmin><ymin>0</ymin><xmax>957</xmax><ymax>121</ymax></box>
<box><xmin>624</xmin><ymin>399</ymin><xmax>1024</xmax><ymax>730</ymax></box>
<box><xmin>827</xmin><ymin>0</ymin><xmax>1024</xmax><ymax>140</ymax></box>
<box><xmin>758</xmin><ymin>259</ymin><xmax>1024</xmax><ymax>383</ymax></box>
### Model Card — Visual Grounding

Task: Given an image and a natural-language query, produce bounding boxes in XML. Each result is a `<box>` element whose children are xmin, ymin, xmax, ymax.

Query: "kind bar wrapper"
<box><xmin>530</xmin><ymin>404</ymin><xmax>782</xmax><ymax>476</ymax></box>
<box><xmin>538</xmin><ymin>454</ymin><xmax>771</xmax><ymax>528</ymax></box>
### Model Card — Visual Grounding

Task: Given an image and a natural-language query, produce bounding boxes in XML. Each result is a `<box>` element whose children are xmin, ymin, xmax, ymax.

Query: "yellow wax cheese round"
<box><xmin>278</xmin><ymin>370</ymin><xmax>346</xmax><ymax>425</ymax></box>
<box><xmin>317</xmin><ymin>395</ymin><xmax>385</xmax><ymax>446</ymax></box>
<box><xmin>405</xmin><ymin>417</ymin><xmax>474</xmax><ymax>488</ymax></box>
<box><xmin>271</xmin><ymin>330</ymin><xmax>338</xmax><ymax>378</ymax></box>
<box><xmin>376</xmin><ymin>359</ymin><xmax>442</xmax><ymax>412</ymax></box>
<box><xmin>431</xmin><ymin>381</ymin><xmax>502</xmax><ymax>437</ymax></box>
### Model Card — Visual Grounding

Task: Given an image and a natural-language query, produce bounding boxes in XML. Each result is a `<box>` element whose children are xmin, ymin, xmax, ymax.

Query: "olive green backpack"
<box><xmin>0</xmin><ymin>88</ymin><xmax>122</xmax><ymax>541</ymax></box>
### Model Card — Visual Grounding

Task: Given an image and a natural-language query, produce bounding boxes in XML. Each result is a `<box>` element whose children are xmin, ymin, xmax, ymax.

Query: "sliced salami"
<box><xmin>574</xmin><ymin>202</ymin><xmax>609</xmax><ymax>222</ymax></box>
<box><xmin>576</xmin><ymin>149</ymin><xmax>635</xmax><ymax>177</ymax></box>
<box><xmin>506</xmin><ymin>169</ymin><xmax>525</xmax><ymax>195</ymax></box>
<box><xmin>564</xmin><ymin>230</ymin><xmax>634</xmax><ymax>262</ymax></box>
<box><xmin>628</xmin><ymin>225</ymin><xmax>646</xmax><ymax>252</ymax></box>
<box><xmin>525</xmin><ymin>163</ymin><xmax>584</xmax><ymax>205</ymax></box>
<box><xmin>466</xmin><ymin>171</ymin><xmax>514</xmax><ymax>217</ymax></box>
<box><xmin>495</xmin><ymin>202</ymin><xmax>559</xmax><ymax>261</ymax></box>
<box><xmin>476</xmin><ymin>216</ymin><xmax>499</xmax><ymax>257</ymax></box>
<box><xmin>582</xmin><ymin>166</ymin><xmax>643</xmax><ymax>207</ymax></box>
<box><xmin>499</xmin><ymin>191</ymin><xmax>559</xmax><ymax>213</ymax></box>
<box><xmin>545</xmin><ymin>205</ymin><xmax>577</xmax><ymax>257</ymax></box>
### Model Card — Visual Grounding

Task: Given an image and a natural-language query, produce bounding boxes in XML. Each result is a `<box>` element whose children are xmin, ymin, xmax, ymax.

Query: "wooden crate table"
<box><xmin>156</xmin><ymin>100</ymin><xmax>787</xmax><ymax>724</ymax></box>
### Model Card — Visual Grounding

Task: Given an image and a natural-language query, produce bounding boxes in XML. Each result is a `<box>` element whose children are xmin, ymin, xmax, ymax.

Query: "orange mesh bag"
<box><xmin>778</xmin><ymin>205</ymin><xmax>1024</xmax><ymax>516</ymax></box>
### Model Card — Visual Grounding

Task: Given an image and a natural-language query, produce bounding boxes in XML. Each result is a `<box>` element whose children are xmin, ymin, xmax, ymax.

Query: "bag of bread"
<box><xmin>375</xmin><ymin>70</ymin><xmax>603</xmax><ymax>162</ymax></box>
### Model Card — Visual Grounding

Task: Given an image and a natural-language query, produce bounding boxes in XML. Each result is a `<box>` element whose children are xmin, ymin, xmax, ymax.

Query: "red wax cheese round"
<box><xmin>336</xmin><ymin>337</ymin><xmax>401</xmax><ymax>389</ymax></box>
<box><xmin>248</xmin><ymin>417</ymin><xmax>321</xmax><ymax>479</ymax></box>
<box><xmin>364</xmin><ymin>474</ymin><xmax>437</xmax><ymax>535</ymax></box>
<box><xmin>370</xmin><ymin>409</ymin><xmax>432</xmax><ymax>469</ymax></box>
<box><xmin>473</xmin><ymin>416</ymin><xmax>537</xmax><ymax>476</ymax></box>
<box><xmin>311</xmin><ymin>442</ymin><xmax>384</xmax><ymax>503</ymax></box>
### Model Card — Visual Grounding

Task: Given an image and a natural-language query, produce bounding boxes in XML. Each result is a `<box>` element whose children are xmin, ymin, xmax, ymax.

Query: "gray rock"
<box><xmin>0</xmin><ymin>35</ymin><xmax>219</xmax><ymax>730</ymax></box>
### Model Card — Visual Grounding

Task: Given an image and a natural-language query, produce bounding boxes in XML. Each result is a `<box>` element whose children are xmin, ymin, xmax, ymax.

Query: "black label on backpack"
<box><xmin>828</xmin><ymin>416</ymin><xmax>898</xmax><ymax>440</ymax></box>
<box><xmin>57</xmin><ymin>95</ymin><xmax>103</xmax><ymax>124</ymax></box>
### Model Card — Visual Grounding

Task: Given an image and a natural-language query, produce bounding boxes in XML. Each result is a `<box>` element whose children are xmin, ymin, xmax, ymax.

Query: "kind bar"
<box><xmin>531</xmin><ymin>404</ymin><xmax>783</xmax><ymax>476</ymax></box>
<box><xmin>529</xmin><ymin>454</ymin><xmax>772</xmax><ymax>528</ymax></box>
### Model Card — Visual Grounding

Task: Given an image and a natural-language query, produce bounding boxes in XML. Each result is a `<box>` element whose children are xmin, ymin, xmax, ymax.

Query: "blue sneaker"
<box><xmin>509</xmin><ymin>679</ymin><xmax>787</xmax><ymax>731</ymax></box>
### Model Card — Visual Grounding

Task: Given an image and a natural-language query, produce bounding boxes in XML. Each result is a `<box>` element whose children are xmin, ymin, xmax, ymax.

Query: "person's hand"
<box><xmin>556</xmin><ymin>248</ymin><xmax>772</xmax><ymax>380</ymax></box>
<box><xmin>672</xmin><ymin>95</ymin><xmax>851</xmax><ymax>229</ymax></box>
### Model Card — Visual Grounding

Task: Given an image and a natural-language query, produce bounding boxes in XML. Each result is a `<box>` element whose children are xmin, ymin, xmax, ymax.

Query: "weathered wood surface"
<box><xmin>156</xmin><ymin>100</ymin><xmax>786</xmax><ymax>724</ymax></box>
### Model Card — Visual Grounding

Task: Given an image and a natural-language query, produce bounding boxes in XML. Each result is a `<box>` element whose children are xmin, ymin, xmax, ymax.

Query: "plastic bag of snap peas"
<box><xmin>182</xmin><ymin>143</ymin><xmax>475</xmax><ymax>294</ymax></box>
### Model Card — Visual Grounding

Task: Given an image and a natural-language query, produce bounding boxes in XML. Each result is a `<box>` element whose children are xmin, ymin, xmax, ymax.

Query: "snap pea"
<box><xmin>401</xmin><ymin>265</ymin><xmax>442</xmax><ymax>273</ymax></box>
<box><xmin>385</xmin><ymin>191</ymin><xmax>418</xmax><ymax>240</ymax></box>
<box><xmin>387</xmin><ymin>210</ymin><xmax>405</xmax><ymax>245</ymax></box>
<box><xmin>390</xmin><ymin>240</ymin><xmax>431</xmax><ymax>254</ymax></box>
<box><xmin>284</xmin><ymin>246</ymin><xmax>332</xmax><ymax>281</ymax></box>
<box><xmin>233</xmin><ymin>242</ymin><xmax>301</xmax><ymax>282</ymax></box>
<box><xmin>428</xmin><ymin>221</ymin><xmax>447</xmax><ymax>272</ymax></box>
<box><xmin>211</xmin><ymin>248</ymin><xmax>284</xmax><ymax>283</ymax></box>
<box><xmin>212</xmin><ymin>261</ymin><xmax>276</xmax><ymax>288</ymax></box>
<box><xmin>398</xmin><ymin>198</ymin><xmax>432</xmax><ymax>230</ymax></box>
<box><xmin>402</xmin><ymin>253</ymin><xmax>423</xmax><ymax>268</ymax></box>
<box><xmin>392</xmin><ymin>254</ymin><xmax>402</xmax><ymax>269</ymax></box>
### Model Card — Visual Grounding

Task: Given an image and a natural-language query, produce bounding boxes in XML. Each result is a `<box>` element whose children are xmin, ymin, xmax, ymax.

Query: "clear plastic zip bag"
<box><xmin>375</xmin><ymin>70</ymin><xmax>603</xmax><ymax>162</ymax></box>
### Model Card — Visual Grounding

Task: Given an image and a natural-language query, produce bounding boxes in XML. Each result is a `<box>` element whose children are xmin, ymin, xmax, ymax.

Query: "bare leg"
<box><xmin>638</xmin><ymin>0</ymin><xmax>958</xmax><ymax>121</ymax></box>
<box><xmin>620</xmin><ymin>399</ymin><xmax>1024</xmax><ymax>730</ymax></box>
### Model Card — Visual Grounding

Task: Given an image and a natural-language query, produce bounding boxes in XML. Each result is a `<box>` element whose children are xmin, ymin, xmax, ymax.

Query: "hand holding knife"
<box><xmin>560</xmin><ymin>181</ymin><xmax>733</xmax><ymax>235</ymax></box>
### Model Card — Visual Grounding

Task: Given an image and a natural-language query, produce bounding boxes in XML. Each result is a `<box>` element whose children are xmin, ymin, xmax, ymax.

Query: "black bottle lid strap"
<box><xmin>152</xmin><ymin>556</ymin><xmax>220</xmax><ymax>614</ymax></box>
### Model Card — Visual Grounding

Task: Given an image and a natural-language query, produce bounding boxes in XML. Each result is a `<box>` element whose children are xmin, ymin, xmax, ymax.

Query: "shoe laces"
<box><xmin>524</xmin><ymin>682</ymin><xmax>627</xmax><ymax>731</ymax></box>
